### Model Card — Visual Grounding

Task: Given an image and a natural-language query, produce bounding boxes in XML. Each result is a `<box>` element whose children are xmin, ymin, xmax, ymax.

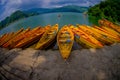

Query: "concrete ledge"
<box><xmin>0</xmin><ymin>44</ymin><xmax>120</xmax><ymax>80</ymax></box>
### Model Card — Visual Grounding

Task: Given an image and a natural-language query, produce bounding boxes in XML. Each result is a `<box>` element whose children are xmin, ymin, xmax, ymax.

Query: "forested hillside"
<box><xmin>88</xmin><ymin>0</ymin><xmax>120</xmax><ymax>23</ymax></box>
<box><xmin>0</xmin><ymin>10</ymin><xmax>39</xmax><ymax>30</ymax></box>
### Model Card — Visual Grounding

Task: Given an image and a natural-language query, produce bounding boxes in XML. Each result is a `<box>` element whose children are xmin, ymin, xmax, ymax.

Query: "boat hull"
<box><xmin>57</xmin><ymin>25</ymin><xmax>74</xmax><ymax>60</ymax></box>
<box><xmin>35</xmin><ymin>24</ymin><xmax>58</xmax><ymax>49</ymax></box>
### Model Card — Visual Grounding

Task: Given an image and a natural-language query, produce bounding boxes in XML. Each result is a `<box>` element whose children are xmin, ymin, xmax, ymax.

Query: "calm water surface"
<box><xmin>0</xmin><ymin>12</ymin><xmax>93</xmax><ymax>35</ymax></box>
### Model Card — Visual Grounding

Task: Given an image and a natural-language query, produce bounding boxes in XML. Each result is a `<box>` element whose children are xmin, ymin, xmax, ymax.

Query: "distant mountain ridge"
<box><xmin>24</xmin><ymin>5</ymin><xmax>88</xmax><ymax>14</ymax></box>
<box><xmin>0</xmin><ymin>5</ymin><xmax>89</xmax><ymax>30</ymax></box>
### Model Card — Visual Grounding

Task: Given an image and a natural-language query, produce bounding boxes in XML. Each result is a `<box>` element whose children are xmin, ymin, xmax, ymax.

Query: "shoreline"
<box><xmin>1</xmin><ymin>43</ymin><xmax>119</xmax><ymax>51</ymax></box>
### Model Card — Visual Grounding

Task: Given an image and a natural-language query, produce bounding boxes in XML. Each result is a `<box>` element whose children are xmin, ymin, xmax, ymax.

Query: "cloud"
<box><xmin>0</xmin><ymin>0</ymin><xmax>101</xmax><ymax>21</ymax></box>
<box><xmin>0</xmin><ymin>0</ymin><xmax>22</xmax><ymax>21</ymax></box>
<box><xmin>0</xmin><ymin>0</ymin><xmax>7</xmax><ymax>5</ymax></box>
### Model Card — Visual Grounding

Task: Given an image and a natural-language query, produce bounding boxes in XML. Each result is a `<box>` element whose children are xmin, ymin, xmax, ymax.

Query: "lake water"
<box><xmin>0</xmin><ymin>12</ymin><xmax>94</xmax><ymax>35</ymax></box>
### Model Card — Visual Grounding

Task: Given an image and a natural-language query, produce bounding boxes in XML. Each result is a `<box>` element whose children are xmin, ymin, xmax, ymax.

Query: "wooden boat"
<box><xmin>101</xmin><ymin>26</ymin><xmax>120</xmax><ymax>37</ymax></box>
<box><xmin>93</xmin><ymin>26</ymin><xmax>120</xmax><ymax>41</ymax></box>
<box><xmin>91</xmin><ymin>26</ymin><xmax>120</xmax><ymax>43</ymax></box>
<box><xmin>0</xmin><ymin>32</ymin><xmax>14</xmax><ymax>47</ymax></box>
<box><xmin>9</xmin><ymin>27</ymin><xmax>41</xmax><ymax>48</ymax></box>
<box><xmin>0</xmin><ymin>33</ymin><xmax>9</xmax><ymax>46</ymax></box>
<box><xmin>0</xmin><ymin>33</ymin><xmax>7</xmax><ymax>42</ymax></box>
<box><xmin>99</xmin><ymin>19</ymin><xmax>120</xmax><ymax>33</ymax></box>
<box><xmin>57</xmin><ymin>25</ymin><xmax>74</xmax><ymax>60</ymax></box>
<box><xmin>29</xmin><ymin>25</ymin><xmax>51</xmax><ymax>48</ymax></box>
<box><xmin>3</xmin><ymin>28</ymin><xmax>30</xmax><ymax>48</ymax></box>
<box><xmin>0</xmin><ymin>28</ymin><xmax>24</xmax><ymax>47</ymax></box>
<box><xmin>70</xmin><ymin>25</ymin><xmax>103</xmax><ymax>48</ymax></box>
<box><xmin>13</xmin><ymin>26</ymin><xmax>47</xmax><ymax>48</ymax></box>
<box><xmin>77</xmin><ymin>25</ymin><xmax>114</xmax><ymax>45</ymax></box>
<box><xmin>35</xmin><ymin>24</ymin><xmax>58</xmax><ymax>49</ymax></box>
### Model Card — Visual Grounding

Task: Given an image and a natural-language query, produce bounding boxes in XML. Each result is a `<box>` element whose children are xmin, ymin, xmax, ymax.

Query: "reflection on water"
<box><xmin>0</xmin><ymin>12</ymin><xmax>94</xmax><ymax>35</ymax></box>
<box><xmin>88</xmin><ymin>15</ymin><xmax>100</xmax><ymax>26</ymax></box>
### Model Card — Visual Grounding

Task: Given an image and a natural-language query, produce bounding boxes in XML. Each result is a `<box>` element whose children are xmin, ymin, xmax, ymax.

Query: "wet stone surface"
<box><xmin>0</xmin><ymin>44</ymin><xmax>120</xmax><ymax>80</ymax></box>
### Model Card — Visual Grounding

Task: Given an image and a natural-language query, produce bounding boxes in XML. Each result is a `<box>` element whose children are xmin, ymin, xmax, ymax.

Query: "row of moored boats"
<box><xmin>0</xmin><ymin>19</ymin><xmax>120</xmax><ymax>60</ymax></box>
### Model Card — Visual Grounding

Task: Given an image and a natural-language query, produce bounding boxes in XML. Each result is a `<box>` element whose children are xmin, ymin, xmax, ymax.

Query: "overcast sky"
<box><xmin>0</xmin><ymin>0</ymin><xmax>101</xmax><ymax>21</ymax></box>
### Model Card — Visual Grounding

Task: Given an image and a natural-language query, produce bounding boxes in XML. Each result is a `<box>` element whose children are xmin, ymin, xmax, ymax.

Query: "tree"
<box><xmin>88</xmin><ymin>0</ymin><xmax>120</xmax><ymax>23</ymax></box>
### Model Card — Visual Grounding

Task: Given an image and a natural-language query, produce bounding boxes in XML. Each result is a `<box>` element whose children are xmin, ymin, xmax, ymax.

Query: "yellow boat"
<box><xmin>57</xmin><ymin>25</ymin><xmax>74</xmax><ymax>60</ymax></box>
<box><xmin>0</xmin><ymin>32</ymin><xmax>14</xmax><ymax>47</ymax></box>
<box><xmin>70</xmin><ymin>25</ymin><xmax>103</xmax><ymax>48</ymax></box>
<box><xmin>93</xmin><ymin>26</ymin><xmax>120</xmax><ymax>40</ymax></box>
<box><xmin>29</xmin><ymin>25</ymin><xmax>51</xmax><ymax>48</ymax></box>
<box><xmin>0</xmin><ymin>33</ymin><xmax>9</xmax><ymax>46</ymax></box>
<box><xmin>11</xmin><ymin>28</ymin><xmax>24</xmax><ymax>39</ymax></box>
<box><xmin>14</xmin><ymin>27</ymin><xmax>40</xmax><ymax>42</ymax></box>
<box><xmin>91</xmin><ymin>26</ymin><xmax>120</xmax><ymax>43</ymax></box>
<box><xmin>13</xmin><ymin>25</ymin><xmax>51</xmax><ymax>48</ymax></box>
<box><xmin>99</xmin><ymin>19</ymin><xmax>120</xmax><ymax>33</ymax></box>
<box><xmin>14</xmin><ymin>27</ymin><xmax>45</xmax><ymax>48</ymax></box>
<box><xmin>1</xmin><ymin>28</ymin><xmax>24</xmax><ymax>47</ymax></box>
<box><xmin>3</xmin><ymin>28</ymin><xmax>30</xmax><ymax>48</ymax></box>
<box><xmin>0</xmin><ymin>33</ymin><xmax>7</xmax><ymax>42</ymax></box>
<box><xmin>35</xmin><ymin>24</ymin><xmax>58</xmax><ymax>49</ymax></box>
<box><xmin>101</xmin><ymin>26</ymin><xmax>120</xmax><ymax>37</ymax></box>
<box><xmin>77</xmin><ymin>25</ymin><xmax>114</xmax><ymax>45</ymax></box>
<box><xmin>0</xmin><ymin>28</ymin><xmax>24</xmax><ymax>47</ymax></box>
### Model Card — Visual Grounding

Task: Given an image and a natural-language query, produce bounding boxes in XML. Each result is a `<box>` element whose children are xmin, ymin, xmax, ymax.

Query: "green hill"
<box><xmin>0</xmin><ymin>10</ymin><xmax>39</xmax><ymax>30</ymax></box>
<box><xmin>88</xmin><ymin>0</ymin><xmax>120</xmax><ymax>23</ymax></box>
